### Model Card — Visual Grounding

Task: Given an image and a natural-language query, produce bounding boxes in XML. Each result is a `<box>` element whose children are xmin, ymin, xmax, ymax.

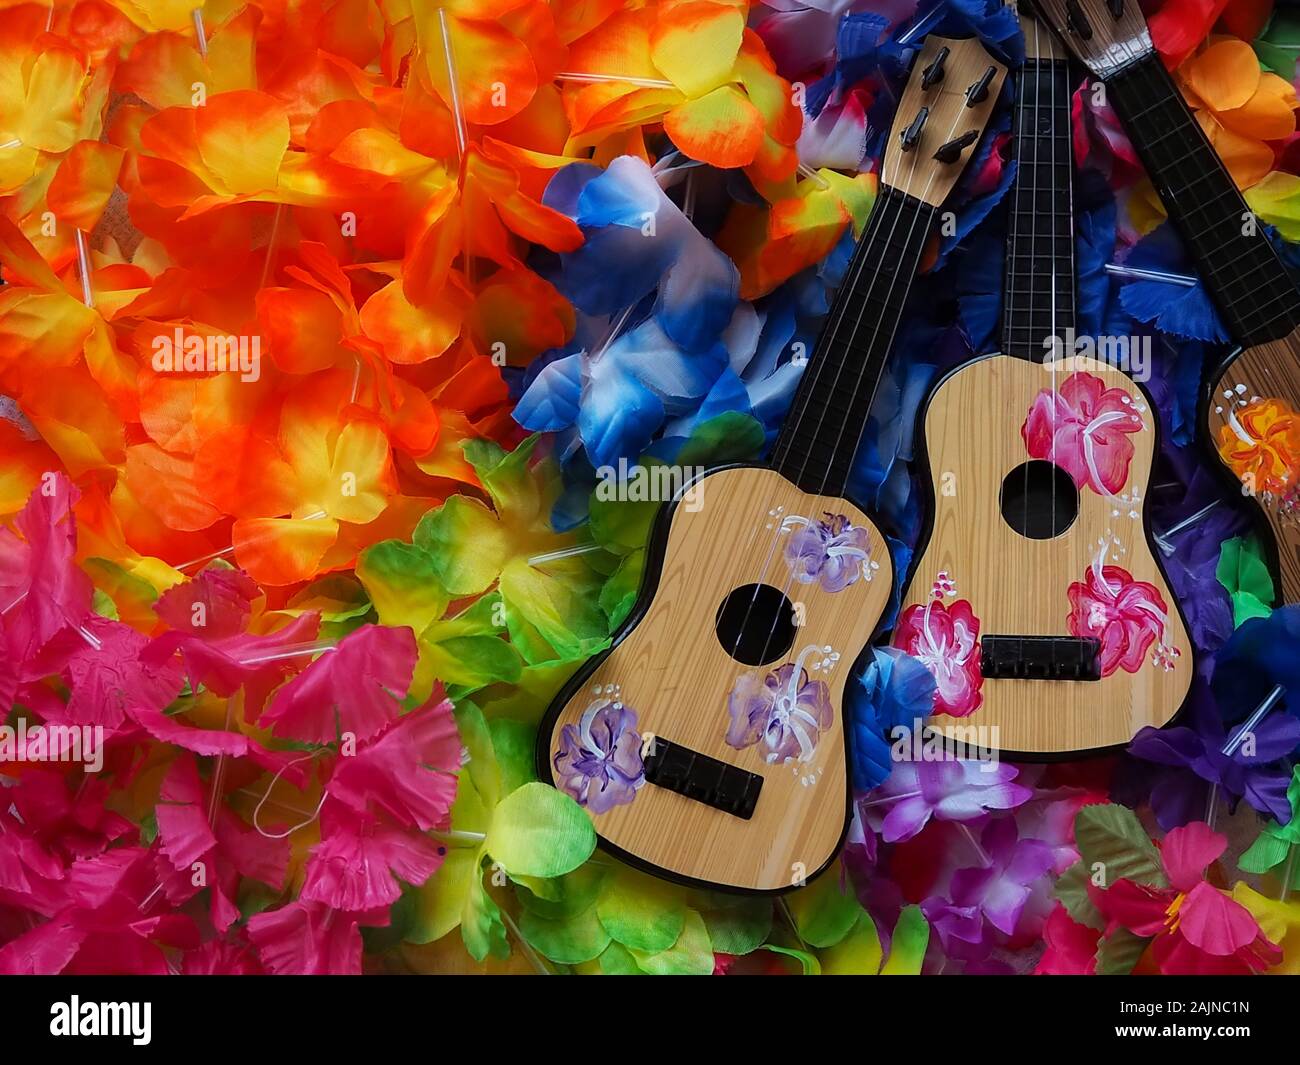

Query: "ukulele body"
<box><xmin>537</xmin><ymin>465</ymin><xmax>893</xmax><ymax>893</ymax></box>
<box><xmin>1206</xmin><ymin>328</ymin><xmax>1300</xmax><ymax>605</ymax></box>
<box><xmin>902</xmin><ymin>353</ymin><xmax>1192</xmax><ymax>756</ymax></box>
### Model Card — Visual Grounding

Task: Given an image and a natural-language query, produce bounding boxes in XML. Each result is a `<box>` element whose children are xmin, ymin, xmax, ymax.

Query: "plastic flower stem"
<box><xmin>1153</xmin><ymin>500</ymin><xmax>1219</xmax><ymax>555</ymax></box>
<box><xmin>0</xmin><ymin>589</ymin><xmax>100</xmax><ymax>649</ymax></box>
<box><xmin>174</xmin><ymin>509</ymin><xmax>329</xmax><ymax>571</ymax></box>
<box><xmin>1103</xmin><ymin>263</ymin><xmax>1197</xmax><ymax>287</ymax></box>
<box><xmin>192</xmin><ymin>9</ymin><xmax>208</xmax><ymax>58</ymax></box>
<box><xmin>856</xmin><ymin>788</ymin><xmax>923</xmax><ymax>809</ymax></box>
<box><xmin>897</xmin><ymin>3</ymin><xmax>942</xmax><ymax>44</ymax></box>
<box><xmin>431</xmin><ymin>829</ymin><xmax>487</xmax><ymax>845</ymax></box>
<box><xmin>526</xmin><ymin>541</ymin><xmax>600</xmax><ymax>566</ymax></box>
<box><xmin>1204</xmin><ymin>683</ymin><xmax>1286</xmax><ymax>827</ymax></box>
<box><xmin>796</xmin><ymin>162</ymin><xmax>831</xmax><ymax>190</ymax></box>
<box><xmin>437</xmin><ymin>9</ymin><xmax>468</xmax><ymax>161</ymax></box>
<box><xmin>74</xmin><ymin>230</ymin><xmax>94</xmax><ymax>308</ymax></box>
<box><xmin>236</xmin><ymin>640</ymin><xmax>338</xmax><ymax>666</ymax></box>
<box><xmin>497</xmin><ymin>905</ymin><xmax>553</xmax><ymax>975</ymax></box>
<box><xmin>957</xmin><ymin>821</ymin><xmax>991</xmax><ymax>866</ymax></box>
<box><xmin>1281</xmin><ymin>845</ymin><xmax>1297</xmax><ymax>902</ymax></box>
<box><xmin>555</xmin><ymin>72</ymin><xmax>675</xmax><ymax>89</ymax></box>
<box><xmin>258</xmin><ymin>203</ymin><xmax>285</xmax><ymax>290</ymax></box>
<box><xmin>777</xmin><ymin>897</ymin><xmax>809</xmax><ymax>951</ymax></box>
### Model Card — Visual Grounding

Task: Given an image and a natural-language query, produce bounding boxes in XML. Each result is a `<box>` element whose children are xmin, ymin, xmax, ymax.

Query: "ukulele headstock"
<box><xmin>881</xmin><ymin>36</ymin><xmax>1008</xmax><ymax>207</ymax></box>
<box><xmin>1030</xmin><ymin>0</ymin><xmax>1152</xmax><ymax>77</ymax></box>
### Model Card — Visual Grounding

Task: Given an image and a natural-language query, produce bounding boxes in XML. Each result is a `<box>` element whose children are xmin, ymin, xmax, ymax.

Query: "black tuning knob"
<box><xmin>899</xmin><ymin>107</ymin><xmax>929</xmax><ymax>151</ymax></box>
<box><xmin>933</xmin><ymin>129</ymin><xmax>979</xmax><ymax>163</ymax></box>
<box><xmin>921</xmin><ymin>46</ymin><xmax>949</xmax><ymax>89</ymax></box>
<box><xmin>965</xmin><ymin>66</ymin><xmax>997</xmax><ymax>106</ymax></box>
<box><xmin>1066</xmin><ymin>0</ymin><xmax>1094</xmax><ymax>38</ymax></box>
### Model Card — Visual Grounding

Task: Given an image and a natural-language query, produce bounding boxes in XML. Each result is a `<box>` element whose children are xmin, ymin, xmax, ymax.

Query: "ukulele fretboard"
<box><xmin>1107</xmin><ymin>52</ymin><xmax>1300</xmax><ymax>347</ymax></box>
<box><xmin>770</xmin><ymin>186</ymin><xmax>936</xmax><ymax>496</ymax></box>
<box><xmin>1003</xmin><ymin>56</ymin><xmax>1077</xmax><ymax>361</ymax></box>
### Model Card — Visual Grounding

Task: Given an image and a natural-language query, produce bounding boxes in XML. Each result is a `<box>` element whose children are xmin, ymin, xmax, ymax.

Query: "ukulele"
<box><xmin>1030</xmin><ymin>2</ymin><xmax>1300</xmax><ymax>605</ymax></box>
<box><xmin>898</xmin><ymin>10</ymin><xmax>1191</xmax><ymax>757</ymax></box>
<box><xmin>536</xmin><ymin>37</ymin><xmax>1007</xmax><ymax>893</ymax></box>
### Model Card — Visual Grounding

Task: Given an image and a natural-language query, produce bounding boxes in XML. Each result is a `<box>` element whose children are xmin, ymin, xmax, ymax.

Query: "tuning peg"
<box><xmin>932</xmin><ymin>129</ymin><xmax>979</xmax><ymax>164</ymax></box>
<box><xmin>964</xmin><ymin>66</ymin><xmax>997</xmax><ymax>106</ymax></box>
<box><xmin>1066</xmin><ymin>0</ymin><xmax>1094</xmax><ymax>38</ymax></box>
<box><xmin>921</xmin><ymin>46</ymin><xmax>949</xmax><ymax>89</ymax></box>
<box><xmin>1106</xmin><ymin>0</ymin><xmax>1124</xmax><ymax>17</ymax></box>
<box><xmin>899</xmin><ymin>106</ymin><xmax>929</xmax><ymax>151</ymax></box>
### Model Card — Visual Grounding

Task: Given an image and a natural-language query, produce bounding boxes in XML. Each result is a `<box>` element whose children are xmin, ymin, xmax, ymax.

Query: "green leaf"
<box><xmin>760</xmin><ymin>943</ymin><xmax>822</xmax><ymax>975</ymax></box>
<box><xmin>628</xmin><ymin>910</ymin><xmax>714</xmax><ymax>975</ymax></box>
<box><xmin>880</xmin><ymin>905</ymin><xmax>929</xmax><ymax>975</ymax></box>
<box><xmin>595</xmin><ymin>869</ymin><xmax>687</xmax><ymax>953</ymax></box>
<box><xmin>787</xmin><ymin>864</ymin><xmax>862</xmax><ymax>947</ymax></box>
<box><xmin>356</xmin><ymin>539</ymin><xmax>449</xmax><ymax>632</ymax></box>
<box><xmin>91</xmin><ymin>587</ymin><xmax>119</xmax><ymax>620</ymax></box>
<box><xmin>515</xmin><ymin>864</ymin><xmax>609</xmax><ymax>921</ymax></box>
<box><xmin>484</xmin><ymin>781</ymin><xmax>596</xmax><ymax>879</ymax></box>
<box><xmin>588</xmin><ymin>486</ymin><xmax>659</xmax><ymax>556</ymax></box>
<box><xmin>698</xmin><ymin>896</ymin><xmax>773</xmax><ymax>956</ymax></box>
<box><xmin>454</xmin><ymin>701</ymin><xmax>500</xmax><ymax>812</ymax></box>
<box><xmin>1240</xmin><ymin>830</ymin><xmax>1292</xmax><ymax>875</ymax></box>
<box><xmin>1073</xmin><ymin>804</ymin><xmax>1168</xmax><ymax>889</ymax></box>
<box><xmin>419</xmin><ymin>496</ymin><xmax>511</xmax><ymax>597</ymax></box>
<box><xmin>488</xmin><ymin>717</ymin><xmax>537</xmax><ymax>796</ymax></box>
<box><xmin>818</xmin><ymin>913</ymin><xmax>884</xmax><ymax>975</ymax></box>
<box><xmin>1255</xmin><ymin>12</ymin><xmax>1300</xmax><ymax>79</ymax></box>
<box><xmin>599</xmin><ymin>549</ymin><xmax>645</xmax><ymax>628</ymax></box>
<box><xmin>408</xmin><ymin>847</ymin><xmax>480</xmax><ymax>946</ymax></box>
<box><xmin>499</xmin><ymin>556</ymin><xmax>609</xmax><ymax>660</ymax></box>
<box><xmin>675</xmin><ymin>412</ymin><xmax>765</xmax><ymax>466</ymax></box>
<box><xmin>1094</xmin><ymin>928</ymin><xmax>1150</xmax><ymax>976</ymax></box>
<box><xmin>1216</xmin><ymin>535</ymin><xmax>1275</xmax><ymax>627</ymax></box>
<box><xmin>519</xmin><ymin>899</ymin><xmax>611</xmax><ymax>964</ymax></box>
<box><xmin>1055</xmin><ymin>860</ymin><xmax>1106</xmax><ymax>931</ymax></box>
<box><xmin>596</xmin><ymin>941</ymin><xmax>643</xmax><ymax>974</ymax></box>
<box><xmin>462</xmin><ymin>872</ymin><xmax>510</xmax><ymax>962</ymax></box>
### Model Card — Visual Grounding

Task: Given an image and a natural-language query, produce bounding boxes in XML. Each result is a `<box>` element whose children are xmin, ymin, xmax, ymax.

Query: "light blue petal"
<box><xmin>514</xmin><ymin>353</ymin><xmax>584</xmax><ymax>432</ymax></box>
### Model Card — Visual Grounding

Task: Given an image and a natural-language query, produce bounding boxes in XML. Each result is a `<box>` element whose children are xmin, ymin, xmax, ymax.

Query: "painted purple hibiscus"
<box><xmin>782</xmin><ymin>512</ymin><xmax>872</xmax><ymax>592</ymax></box>
<box><xmin>726</xmin><ymin>660</ymin><xmax>833</xmax><ymax>764</ymax></box>
<box><xmin>553</xmin><ymin>698</ymin><xmax>645</xmax><ymax>814</ymax></box>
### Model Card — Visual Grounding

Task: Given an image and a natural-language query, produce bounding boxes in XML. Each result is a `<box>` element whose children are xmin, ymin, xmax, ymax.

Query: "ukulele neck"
<box><xmin>770</xmin><ymin>185</ymin><xmax>936</xmax><ymax>495</ymax></box>
<box><xmin>1106</xmin><ymin>52</ymin><xmax>1300</xmax><ymax>347</ymax></box>
<box><xmin>1003</xmin><ymin>55</ymin><xmax>1077</xmax><ymax>361</ymax></box>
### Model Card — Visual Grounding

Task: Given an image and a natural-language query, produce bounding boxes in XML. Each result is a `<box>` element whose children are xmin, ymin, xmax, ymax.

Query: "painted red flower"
<box><xmin>891</xmin><ymin>598</ymin><xmax>983</xmax><ymax>718</ymax></box>
<box><xmin>1067</xmin><ymin>558</ymin><xmax>1175</xmax><ymax>676</ymax></box>
<box><xmin>1022</xmin><ymin>371</ymin><xmax>1144</xmax><ymax>495</ymax></box>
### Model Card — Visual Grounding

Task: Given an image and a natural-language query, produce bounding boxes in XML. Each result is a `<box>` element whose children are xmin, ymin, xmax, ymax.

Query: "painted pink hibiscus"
<box><xmin>1068</xmin><ymin>558</ymin><xmax>1174</xmax><ymax>676</ymax></box>
<box><xmin>891</xmin><ymin>599</ymin><xmax>984</xmax><ymax>718</ymax></box>
<box><xmin>1022</xmin><ymin>371</ymin><xmax>1144</xmax><ymax>496</ymax></box>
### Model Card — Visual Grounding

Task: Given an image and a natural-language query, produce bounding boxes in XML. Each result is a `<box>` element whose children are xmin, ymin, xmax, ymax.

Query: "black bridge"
<box><xmin>980</xmin><ymin>636</ymin><xmax>1102</xmax><ymax>681</ymax></box>
<box><xmin>643</xmin><ymin>738</ymin><xmax>763</xmax><ymax>820</ymax></box>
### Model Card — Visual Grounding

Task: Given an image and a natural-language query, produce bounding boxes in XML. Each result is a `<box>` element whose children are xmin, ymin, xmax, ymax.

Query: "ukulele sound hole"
<box><xmin>999</xmin><ymin>461</ymin><xmax>1079</xmax><ymax>539</ymax></box>
<box><xmin>715</xmin><ymin>584</ymin><xmax>797</xmax><ymax>666</ymax></box>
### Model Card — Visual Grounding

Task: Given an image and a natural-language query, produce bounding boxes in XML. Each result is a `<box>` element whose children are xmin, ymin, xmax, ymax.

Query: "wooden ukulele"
<box><xmin>536</xmin><ymin>37</ymin><xmax>1007</xmax><ymax>893</ymax></box>
<box><xmin>1032</xmin><ymin>2</ymin><xmax>1300</xmax><ymax>605</ymax></box>
<box><xmin>899</xmin><ymin>10</ymin><xmax>1191</xmax><ymax>757</ymax></box>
